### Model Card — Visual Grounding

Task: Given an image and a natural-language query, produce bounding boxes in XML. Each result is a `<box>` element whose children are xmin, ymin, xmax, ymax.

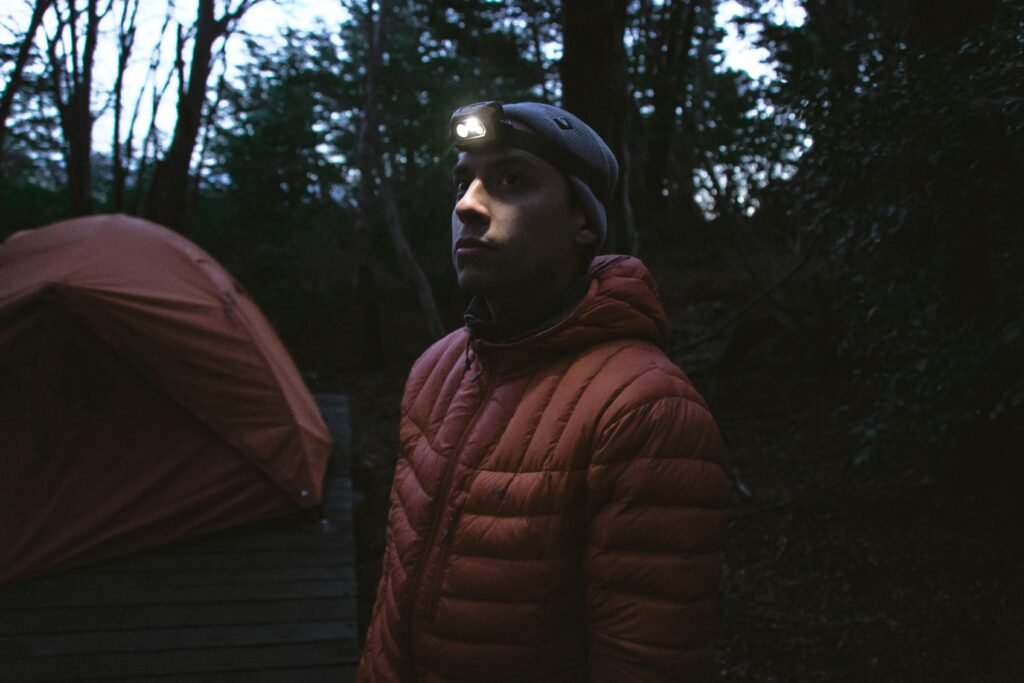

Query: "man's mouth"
<box><xmin>455</xmin><ymin>237</ymin><xmax>493</xmax><ymax>254</ymax></box>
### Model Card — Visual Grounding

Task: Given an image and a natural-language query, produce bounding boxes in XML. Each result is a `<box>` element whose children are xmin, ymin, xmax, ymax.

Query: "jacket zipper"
<box><xmin>438</xmin><ymin>504</ymin><xmax>463</xmax><ymax>546</ymax></box>
<box><xmin>407</xmin><ymin>365</ymin><xmax>492</xmax><ymax>624</ymax></box>
<box><xmin>424</xmin><ymin>502</ymin><xmax>464</xmax><ymax>617</ymax></box>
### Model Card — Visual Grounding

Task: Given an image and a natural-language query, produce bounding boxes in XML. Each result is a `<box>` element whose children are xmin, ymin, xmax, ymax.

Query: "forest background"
<box><xmin>2</xmin><ymin>0</ymin><xmax>1022</xmax><ymax>679</ymax></box>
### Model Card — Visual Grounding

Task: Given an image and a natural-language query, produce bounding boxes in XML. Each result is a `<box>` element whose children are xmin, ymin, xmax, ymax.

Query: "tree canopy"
<box><xmin>2</xmin><ymin>0</ymin><xmax>1021</xmax><ymax>464</ymax></box>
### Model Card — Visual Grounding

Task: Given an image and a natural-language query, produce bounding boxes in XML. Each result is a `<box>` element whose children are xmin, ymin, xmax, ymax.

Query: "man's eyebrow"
<box><xmin>451</xmin><ymin>157</ymin><xmax>473</xmax><ymax>180</ymax></box>
<box><xmin>491</xmin><ymin>154</ymin><xmax>538</xmax><ymax>171</ymax></box>
<box><xmin>452</xmin><ymin>150</ymin><xmax>541</xmax><ymax>180</ymax></box>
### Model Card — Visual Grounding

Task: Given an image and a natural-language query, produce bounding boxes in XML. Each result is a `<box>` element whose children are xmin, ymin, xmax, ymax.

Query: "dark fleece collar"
<box><xmin>463</xmin><ymin>275</ymin><xmax>591</xmax><ymax>345</ymax></box>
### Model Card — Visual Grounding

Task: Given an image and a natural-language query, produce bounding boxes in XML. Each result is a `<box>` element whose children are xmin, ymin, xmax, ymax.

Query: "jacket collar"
<box><xmin>462</xmin><ymin>255</ymin><xmax>670</xmax><ymax>370</ymax></box>
<box><xmin>463</xmin><ymin>275</ymin><xmax>590</xmax><ymax>345</ymax></box>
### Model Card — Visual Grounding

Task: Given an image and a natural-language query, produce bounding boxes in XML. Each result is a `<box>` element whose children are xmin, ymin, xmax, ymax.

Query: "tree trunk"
<box><xmin>110</xmin><ymin>0</ymin><xmax>139</xmax><ymax>212</ymax></box>
<box><xmin>0</xmin><ymin>0</ymin><xmax>55</xmax><ymax>163</ymax></box>
<box><xmin>354</xmin><ymin>0</ymin><xmax>445</xmax><ymax>363</ymax></box>
<box><xmin>560</xmin><ymin>0</ymin><xmax>636</xmax><ymax>254</ymax></box>
<box><xmin>186</xmin><ymin>66</ymin><xmax>227</xmax><ymax>232</ymax></box>
<box><xmin>49</xmin><ymin>0</ymin><xmax>105</xmax><ymax>217</ymax></box>
<box><xmin>643</xmin><ymin>0</ymin><xmax>699</xmax><ymax>227</ymax></box>
<box><xmin>379</xmin><ymin>168</ymin><xmax>446</xmax><ymax>340</ymax></box>
<box><xmin>353</xmin><ymin>4</ymin><xmax>385</xmax><ymax>368</ymax></box>
<box><xmin>144</xmin><ymin>0</ymin><xmax>217</xmax><ymax>231</ymax></box>
<box><xmin>145</xmin><ymin>0</ymin><xmax>256</xmax><ymax>232</ymax></box>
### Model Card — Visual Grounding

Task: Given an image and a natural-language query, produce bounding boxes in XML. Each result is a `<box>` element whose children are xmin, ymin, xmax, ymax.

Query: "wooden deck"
<box><xmin>0</xmin><ymin>394</ymin><xmax>360</xmax><ymax>682</ymax></box>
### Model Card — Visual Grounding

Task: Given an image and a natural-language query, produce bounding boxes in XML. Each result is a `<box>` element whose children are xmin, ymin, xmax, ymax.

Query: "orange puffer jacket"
<box><xmin>357</xmin><ymin>255</ymin><xmax>730</xmax><ymax>682</ymax></box>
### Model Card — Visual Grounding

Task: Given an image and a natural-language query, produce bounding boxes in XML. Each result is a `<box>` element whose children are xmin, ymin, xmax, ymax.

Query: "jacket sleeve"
<box><xmin>356</xmin><ymin>365</ymin><xmax>432</xmax><ymax>682</ymax></box>
<box><xmin>584</xmin><ymin>391</ymin><xmax>730</xmax><ymax>682</ymax></box>
<box><xmin>355</xmin><ymin>336</ymin><xmax>467</xmax><ymax>682</ymax></box>
<box><xmin>355</xmin><ymin>477</ymin><xmax>417</xmax><ymax>682</ymax></box>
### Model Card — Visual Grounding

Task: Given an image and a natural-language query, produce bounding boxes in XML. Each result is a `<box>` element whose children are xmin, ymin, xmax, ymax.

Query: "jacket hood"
<box><xmin>471</xmin><ymin>255</ymin><xmax>670</xmax><ymax>366</ymax></box>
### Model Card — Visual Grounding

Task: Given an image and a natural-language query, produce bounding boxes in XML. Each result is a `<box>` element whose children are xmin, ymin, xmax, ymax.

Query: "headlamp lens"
<box><xmin>455</xmin><ymin>116</ymin><xmax>487</xmax><ymax>140</ymax></box>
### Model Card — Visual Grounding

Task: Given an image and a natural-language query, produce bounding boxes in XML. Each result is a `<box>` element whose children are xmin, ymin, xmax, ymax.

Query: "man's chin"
<box><xmin>455</xmin><ymin>269</ymin><xmax>499</xmax><ymax>299</ymax></box>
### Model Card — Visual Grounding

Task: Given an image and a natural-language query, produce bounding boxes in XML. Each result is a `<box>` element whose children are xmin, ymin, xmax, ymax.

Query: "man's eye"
<box><xmin>454</xmin><ymin>180</ymin><xmax>469</xmax><ymax>197</ymax></box>
<box><xmin>499</xmin><ymin>171</ymin><xmax>522</xmax><ymax>188</ymax></box>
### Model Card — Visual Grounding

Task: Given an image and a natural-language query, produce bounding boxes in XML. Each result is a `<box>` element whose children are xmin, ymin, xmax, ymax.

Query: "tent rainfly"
<box><xmin>0</xmin><ymin>214</ymin><xmax>332</xmax><ymax>585</ymax></box>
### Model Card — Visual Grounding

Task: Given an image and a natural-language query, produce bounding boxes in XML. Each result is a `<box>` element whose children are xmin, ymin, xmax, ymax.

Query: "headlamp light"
<box><xmin>448</xmin><ymin>100</ymin><xmax>608</xmax><ymax>199</ymax></box>
<box><xmin>449</xmin><ymin>102</ymin><xmax>504</xmax><ymax>148</ymax></box>
<box><xmin>454</xmin><ymin>116</ymin><xmax>487</xmax><ymax>141</ymax></box>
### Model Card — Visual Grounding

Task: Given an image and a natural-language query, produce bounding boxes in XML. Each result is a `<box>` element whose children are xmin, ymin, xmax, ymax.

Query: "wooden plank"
<box><xmin>132</xmin><ymin>665</ymin><xmax>359</xmax><ymax>683</ymax></box>
<box><xmin>0</xmin><ymin>598</ymin><xmax>355</xmax><ymax>636</ymax></box>
<box><xmin>168</xmin><ymin>526</ymin><xmax>351</xmax><ymax>553</ymax></box>
<box><xmin>5</xmin><ymin>620</ymin><xmax>355</xmax><ymax>657</ymax></box>
<box><xmin>0</xmin><ymin>577</ymin><xmax>356</xmax><ymax>609</ymax></box>
<box><xmin>15</xmin><ymin>566</ymin><xmax>350</xmax><ymax>590</ymax></box>
<box><xmin>68</xmin><ymin>548</ymin><xmax>353</xmax><ymax>575</ymax></box>
<box><xmin>4</xmin><ymin>641</ymin><xmax>357</xmax><ymax>682</ymax></box>
<box><xmin>315</xmin><ymin>395</ymin><xmax>350</xmax><ymax>456</ymax></box>
<box><xmin>179</xmin><ymin>515</ymin><xmax>353</xmax><ymax>544</ymax></box>
<box><xmin>322</xmin><ymin>496</ymin><xmax>354</xmax><ymax>514</ymax></box>
<box><xmin>140</xmin><ymin>533</ymin><xmax>354</xmax><ymax>558</ymax></box>
<box><xmin>316</xmin><ymin>394</ymin><xmax>353</xmax><ymax>517</ymax></box>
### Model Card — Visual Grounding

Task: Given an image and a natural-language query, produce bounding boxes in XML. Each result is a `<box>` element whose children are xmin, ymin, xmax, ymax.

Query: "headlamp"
<box><xmin>448</xmin><ymin>100</ymin><xmax>607</xmax><ymax>198</ymax></box>
<box><xmin>449</xmin><ymin>101</ymin><xmax>504</xmax><ymax>148</ymax></box>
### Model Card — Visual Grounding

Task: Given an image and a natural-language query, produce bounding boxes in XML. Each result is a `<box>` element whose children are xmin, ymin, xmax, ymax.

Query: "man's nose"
<box><xmin>454</xmin><ymin>178</ymin><xmax>488</xmax><ymax>226</ymax></box>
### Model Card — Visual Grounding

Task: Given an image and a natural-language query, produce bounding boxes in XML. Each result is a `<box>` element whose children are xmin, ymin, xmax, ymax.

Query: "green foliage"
<box><xmin>0</xmin><ymin>37</ymin><xmax>65</xmax><ymax>203</ymax></box>
<box><xmin>0</xmin><ymin>177</ymin><xmax>67</xmax><ymax>238</ymax></box>
<box><xmin>212</xmin><ymin>34</ymin><xmax>344</xmax><ymax>231</ymax></box>
<box><xmin>1</xmin><ymin>28</ymin><xmax>66</xmax><ymax>230</ymax></box>
<box><xmin>764</xmin><ymin>1</ymin><xmax>1024</xmax><ymax>461</ymax></box>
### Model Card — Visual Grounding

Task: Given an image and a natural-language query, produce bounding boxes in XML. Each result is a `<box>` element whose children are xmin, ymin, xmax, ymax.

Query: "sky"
<box><xmin>1</xmin><ymin>0</ymin><xmax>805</xmax><ymax>155</ymax></box>
<box><xmin>716</xmin><ymin>0</ymin><xmax>805</xmax><ymax>79</ymax></box>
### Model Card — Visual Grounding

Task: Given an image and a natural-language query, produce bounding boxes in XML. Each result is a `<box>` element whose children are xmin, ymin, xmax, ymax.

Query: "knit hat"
<box><xmin>451</xmin><ymin>101</ymin><xmax>619</xmax><ymax>245</ymax></box>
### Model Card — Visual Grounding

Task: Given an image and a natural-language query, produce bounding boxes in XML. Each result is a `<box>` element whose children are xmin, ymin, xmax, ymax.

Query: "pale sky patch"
<box><xmin>715</xmin><ymin>0</ymin><xmax>806</xmax><ymax>80</ymax></box>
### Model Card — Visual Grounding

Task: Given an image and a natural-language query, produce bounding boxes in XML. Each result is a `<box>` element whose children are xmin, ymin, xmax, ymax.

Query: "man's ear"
<box><xmin>575</xmin><ymin>223</ymin><xmax>599</xmax><ymax>247</ymax></box>
<box><xmin>568</xmin><ymin>200</ymin><xmax>597</xmax><ymax>246</ymax></box>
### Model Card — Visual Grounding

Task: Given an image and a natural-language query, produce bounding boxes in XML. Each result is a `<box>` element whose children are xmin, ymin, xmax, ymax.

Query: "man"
<box><xmin>356</xmin><ymin>101</ymin><xmax>730</xmax><ymax>682</ymax></box>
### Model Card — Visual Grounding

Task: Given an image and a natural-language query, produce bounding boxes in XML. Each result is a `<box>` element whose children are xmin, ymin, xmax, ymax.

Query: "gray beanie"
<box><xmin>499</xmin><ymin>103</ymin><xmax>619</xmax><ymax>246</ymax></box>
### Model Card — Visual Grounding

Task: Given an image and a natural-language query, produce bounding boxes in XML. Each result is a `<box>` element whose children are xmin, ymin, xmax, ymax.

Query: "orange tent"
<box><xmin>0</xmin><ymin>214</ymin><xmax>332</xmax><ymax>585</ymax></box>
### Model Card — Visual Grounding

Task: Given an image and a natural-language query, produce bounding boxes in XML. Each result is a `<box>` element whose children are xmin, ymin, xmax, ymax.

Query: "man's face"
<box><xmin>450</xmin><ymin>145</ymin><xmax>591</xmax><ymax>304</ymax></box>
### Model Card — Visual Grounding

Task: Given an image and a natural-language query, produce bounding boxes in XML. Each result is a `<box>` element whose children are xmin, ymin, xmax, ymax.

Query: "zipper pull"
<box><xmin>439</xmin><ymin>504</ymin><xmax>463</xmax><ymax>545</ymax></box>
<box><xmin>467</xmin><ymin>340</ymin><xmax>483</xmax><ymax>380</ymax></box>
